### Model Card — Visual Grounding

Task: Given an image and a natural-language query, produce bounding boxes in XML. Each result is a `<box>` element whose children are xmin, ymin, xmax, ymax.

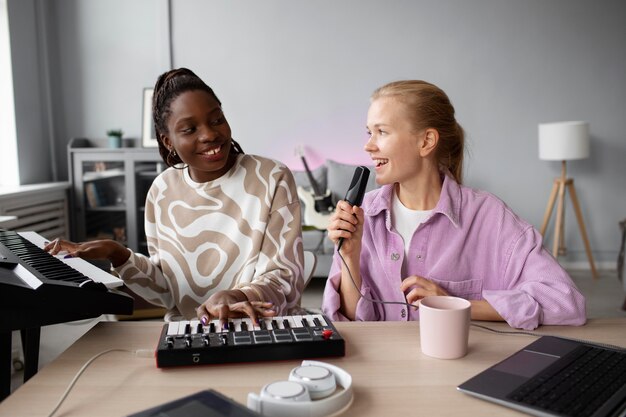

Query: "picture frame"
<box><xmin>141</xmin><ymin>88</ymin><xmax>157</xmax><ymax>148</ymax></box>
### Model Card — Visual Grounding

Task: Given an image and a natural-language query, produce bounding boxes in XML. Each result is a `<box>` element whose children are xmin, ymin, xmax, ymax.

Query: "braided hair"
<box><xmin>151</xmin><ymin>68</ymin><xmax>244</xmax><ymax>167</ymax></box>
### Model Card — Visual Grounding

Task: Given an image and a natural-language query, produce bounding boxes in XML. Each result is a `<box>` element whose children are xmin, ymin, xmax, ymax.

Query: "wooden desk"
<box><xmin>1</xmin><ymin>318</ymin><xmax>624</xmax><ymax>417</ymax></box>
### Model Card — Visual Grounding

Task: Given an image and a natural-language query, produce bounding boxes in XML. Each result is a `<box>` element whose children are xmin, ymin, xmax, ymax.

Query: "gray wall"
<box><xmin>11</xmin><ymin>0</ymin><xmax>626</xmax><ymax>265</ymax></box>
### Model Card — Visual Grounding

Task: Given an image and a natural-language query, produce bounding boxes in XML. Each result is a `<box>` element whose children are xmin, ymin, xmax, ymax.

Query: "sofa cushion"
<box><xmin>292</xmin><ymin>164</ymin><xmax>328</xmax><ymax>194</ymax></box>
<box><xmin>326</xmin><ymin>159</ymin><xmax>378</xmax><ymax>204</ymax></box>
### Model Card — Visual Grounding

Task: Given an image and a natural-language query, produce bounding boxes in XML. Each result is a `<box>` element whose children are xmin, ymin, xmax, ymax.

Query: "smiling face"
<box><xmin>162</xmin><ymin>90</ymin><xmax>235</xmax><ymax>183</ymax></box>
<box><xmin>364</xmin><ymin>96</ymin><xmax>427</xmax><ymax>186</ymax></box>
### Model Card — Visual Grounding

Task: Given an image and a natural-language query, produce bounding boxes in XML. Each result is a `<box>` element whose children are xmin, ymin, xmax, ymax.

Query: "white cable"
<box><xmin>47</xmin><ymin>348</ymin><xmax>153</xmax><ymax>417</ymax></box>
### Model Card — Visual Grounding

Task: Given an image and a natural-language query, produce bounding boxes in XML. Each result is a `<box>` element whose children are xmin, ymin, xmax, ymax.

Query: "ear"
<box><xmin>161</xmin><ymin>134</ymin><xmax>172</xmax><ymax>151</ymax></box>
<box><xmin>419</xmin><ymin>128</ymin><xmax>439</xmax><ymax>157</ymax></box>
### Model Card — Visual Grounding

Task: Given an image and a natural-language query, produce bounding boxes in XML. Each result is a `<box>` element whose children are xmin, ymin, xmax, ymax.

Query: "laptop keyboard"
<box><xmin>508</xmin><ymin>344</ymin><xmax>626</xmax><ymax>417</ymax></box>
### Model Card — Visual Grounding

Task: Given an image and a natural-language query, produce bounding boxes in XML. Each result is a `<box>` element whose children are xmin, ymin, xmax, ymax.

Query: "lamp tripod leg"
<box><xmin>553</xmin><ymin>180</ymin><xmax>566</xmax><ymax>258</ymax></box>
<box><xmin>567</xmin><ymin>181</ymin><xmax>598</xmax><ymax>280</ymax></box>
<box><xmin>540</xmin><ymin>180</ymin><xmax>559</xmax><ymax>236</ymax></box>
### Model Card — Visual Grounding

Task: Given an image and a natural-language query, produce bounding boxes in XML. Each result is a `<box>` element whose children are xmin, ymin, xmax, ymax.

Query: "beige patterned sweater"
<box><xmin>113</xmin><ymin>154</ymin><xmax>304</xmax><ymax>320</ymax></box>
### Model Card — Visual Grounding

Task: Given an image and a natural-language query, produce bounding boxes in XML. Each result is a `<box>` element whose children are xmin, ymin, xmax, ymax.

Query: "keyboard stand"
<box><xmin>0</xmin><ymin>309</ymin><xmax>103</xmax><ymax>401</ymax></box>
<box><xmin>0</xmin><ymin>326</ymin><xmax>42</xmax><ymax>399</ymax></box>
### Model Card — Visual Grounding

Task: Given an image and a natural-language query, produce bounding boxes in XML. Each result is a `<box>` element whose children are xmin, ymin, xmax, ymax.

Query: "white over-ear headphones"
<box><xmin>247</xmin><ymin>360</ymin><xmax>353</xmax><ymax>417</ymax></box>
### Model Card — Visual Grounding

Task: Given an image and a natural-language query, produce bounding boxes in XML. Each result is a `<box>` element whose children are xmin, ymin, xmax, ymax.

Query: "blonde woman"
<box><xmin>323</xmin><ymin>80</ymin><xmax>585</xmax><ymax>330</ymax></box>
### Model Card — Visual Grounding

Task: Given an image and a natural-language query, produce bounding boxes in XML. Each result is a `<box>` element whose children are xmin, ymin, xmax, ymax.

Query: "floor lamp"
<box><xmin>538</xmin><ymin>121</ymin><xmax>598</xmax><ymax>280</ymax></box>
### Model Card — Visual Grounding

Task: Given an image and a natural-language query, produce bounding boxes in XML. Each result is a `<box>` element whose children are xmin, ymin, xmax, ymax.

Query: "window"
<box><xmin>0</xmin><ymin>0</ymin><xmax>19</xmax><ymax>187</ymax></box>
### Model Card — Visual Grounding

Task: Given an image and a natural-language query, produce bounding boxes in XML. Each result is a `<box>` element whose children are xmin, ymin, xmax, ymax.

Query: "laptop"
<box><xmin>457</xmin><ymin>336</ymin><xmax>626</xmax><ymax>417</ymax></box>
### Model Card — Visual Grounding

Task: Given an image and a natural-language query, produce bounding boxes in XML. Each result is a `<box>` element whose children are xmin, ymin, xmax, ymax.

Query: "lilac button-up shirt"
<box><xmin>322</xmin><ymin>173</ymin><xmax>586</xmax><ymax>330</ymax></box>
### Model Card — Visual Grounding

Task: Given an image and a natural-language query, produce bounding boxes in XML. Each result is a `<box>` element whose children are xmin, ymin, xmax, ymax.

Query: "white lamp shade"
<box><xmin>538</xmin><ymin>121</ymin><xmax>590</xmax><ymax>161</ymax></box>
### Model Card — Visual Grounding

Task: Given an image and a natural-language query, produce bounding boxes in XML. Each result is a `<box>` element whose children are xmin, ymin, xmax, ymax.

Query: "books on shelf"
<box><xmin>84</xmin><ymin>183</ymin><xmax>102</xmax><ymax>208</ymax></box>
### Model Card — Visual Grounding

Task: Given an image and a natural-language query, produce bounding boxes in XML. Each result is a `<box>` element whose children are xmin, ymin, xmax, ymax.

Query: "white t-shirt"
<box><xmin>391</xmin><ymin>191</ymin><xmax>432</xmax><ymax>276</ymax></box>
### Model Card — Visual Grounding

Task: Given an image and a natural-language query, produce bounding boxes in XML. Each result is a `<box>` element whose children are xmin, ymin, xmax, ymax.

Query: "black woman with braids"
<box><xmin>46</xmin><ymin>68</ymin><xmax>304</xmax><ymax>326</ymax></box>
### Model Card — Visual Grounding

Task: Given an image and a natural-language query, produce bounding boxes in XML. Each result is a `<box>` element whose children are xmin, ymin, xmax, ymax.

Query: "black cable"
<box><xmin>337</xmin><ymin>249</ymin><xmax>418</xmax><ymax>311</ymax></box>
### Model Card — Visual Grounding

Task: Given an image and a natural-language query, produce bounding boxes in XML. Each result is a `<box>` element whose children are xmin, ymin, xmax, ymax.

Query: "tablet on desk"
<box><xmin>127</xmin><ymin>389</ymin><xmax>262</xmax><ymax>417</ymax></box>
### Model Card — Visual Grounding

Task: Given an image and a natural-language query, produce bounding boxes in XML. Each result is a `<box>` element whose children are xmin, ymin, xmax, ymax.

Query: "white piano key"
<box><xmin>232</xmin><ymin>318</ymin><xmax>242</xmax><ymax>332</ymax></box>
<box><xmin>166</xmin><ymin>322</ymin><xmax>179</xmax><ymax>336</ymax></box>
<box><xmin>189</xmin><ymin>320</ymin><xmax>200</xmax><ymax>334</ymax></box>
<box><xmin>18</xmin><ymin>231</ymin><xmax>124</xmax><ymax>288</ymax></box>
<box><xmin>285</xmin><ymin>316</ymin><xmax>297</xmax><ymax>328</ymax></box>
<box><xmin>291</xmin><ymin>315</ymin><xmax>303</xmax><ymax>328</ymax></box>
<box><xmin>177</xmin><ymin>321</ymin><xmax>190</xmax><ymax>335</ymax></box>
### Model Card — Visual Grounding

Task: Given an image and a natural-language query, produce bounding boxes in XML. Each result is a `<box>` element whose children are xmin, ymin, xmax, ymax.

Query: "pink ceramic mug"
<box><xmin>419</xmin><ymin>296</ymin><xmax>471</xmax><ymax>359</ymax></box>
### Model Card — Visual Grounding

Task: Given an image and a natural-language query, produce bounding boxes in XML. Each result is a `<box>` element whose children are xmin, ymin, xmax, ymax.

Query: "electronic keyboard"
<box><xmin>156</xmin><ymin>314</ymin><xmax>345</xmax><ymax>368</ymax></box>
<box><xmin>0</xmin><ymin>229</ymin><xmax>134</xmax><ymax>401</ymax></box>
<box><xmin>0</xmin><ymin>229</ymin><xmax>133</xmax><ymax>320</ymax></box>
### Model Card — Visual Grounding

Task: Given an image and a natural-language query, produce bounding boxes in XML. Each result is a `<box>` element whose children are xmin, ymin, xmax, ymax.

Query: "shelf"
<box><xmin>86</xmin><ymin>205</ymin><xmax>127</xmax><ymax>212</ymax></box>
<box><xmin>83</xmin><ymin>169</ymin><xmax>125</xmax><ymax>182</ymax></box>
<box><xmin>137</xmin><ymin>171</ymin><xmax>159</xmax><ymax>178</ymax></box>
<box><xmin>69</xmin><ymin>143</ymin><xmax>161</xmax><ymax>259</ymax></box>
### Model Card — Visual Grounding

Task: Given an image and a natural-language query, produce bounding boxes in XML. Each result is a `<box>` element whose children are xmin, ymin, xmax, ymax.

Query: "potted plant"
<box><xmin>107</xmin><ymin>129</ymin><xmax>124</xmax><ymax>148</ymax></box>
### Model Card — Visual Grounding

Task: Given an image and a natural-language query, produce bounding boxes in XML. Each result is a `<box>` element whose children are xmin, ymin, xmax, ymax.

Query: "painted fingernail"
<box><xmin>201</xmin><ymin>316</ymin><xmax>208</xmax><ymax>325</ymax></box>
<box><xmin>222</xmin><ymin>323</ymin><xmax>229</xmax><ymax>331</ymax></box>
<box><xmin>63</xmin><ymin>254</ymin><xmax>73</xmax><ymax>259</ymax></box>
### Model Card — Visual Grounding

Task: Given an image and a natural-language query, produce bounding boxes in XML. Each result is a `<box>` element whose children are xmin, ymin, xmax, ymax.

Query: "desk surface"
<box><xmin>1</xmin><ymin>318</ymin><xmax>624</xmax><ymax>417</ymax></box>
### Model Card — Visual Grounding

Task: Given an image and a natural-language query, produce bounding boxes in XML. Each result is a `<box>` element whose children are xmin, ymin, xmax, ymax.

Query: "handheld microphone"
<box><xmin>337</xmin><ymin>166</ymin><xmax>370</xmax><ymax>251</ymax></box>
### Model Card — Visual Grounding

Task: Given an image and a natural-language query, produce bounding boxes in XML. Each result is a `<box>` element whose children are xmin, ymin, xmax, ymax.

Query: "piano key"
<box><xmin>17</xmin><ymin>231</ymin><xmax>125</xmax><ymax>288</ymax></box>
<box><xmin>287</xmin><ymin>316</ymin><xmax>299</xmax><ymax>328</ymax></box>
<box><xmin>311</xmin><ymin>314</ymin><xmax>327</xmax><ymax>327</ymax></box>
<box><xmin>209</xmin><ymin>321</ymin><xmax>217</xmax><ymax>333</ymax></box>
<box><xmin>189</xmin><ymin>320</ymin><xmax>200</xmax><ymax>334</ymax></box>
<box><xmin>177</xmin><ymin>321</ymin><xmax>189</xmax><ymax>335</ymax></box>
<box><xmin>241</xmin><ymin>318</ymin><xmax>254</xmax><ymax>331</ymax></box>
<box><xmin>166</xmin><ymin>322</ymin><xmax>179</xmax><ymax>336</ymax></box>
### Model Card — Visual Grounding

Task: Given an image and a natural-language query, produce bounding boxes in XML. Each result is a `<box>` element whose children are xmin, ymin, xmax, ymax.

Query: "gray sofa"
<box><xmin>292</xmin><ymin>160</ymin><xmax>378</xmax><ymax>279</ymax></box>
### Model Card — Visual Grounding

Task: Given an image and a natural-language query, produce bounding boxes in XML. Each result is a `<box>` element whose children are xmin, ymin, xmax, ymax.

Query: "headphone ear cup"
<box><xmin>288</xmin><ymin>365</ymin><xmax>337</xmax><ymax>399</ymax></box>
<box><xmin>260</xmin><ymin>380</ymin><xmax>311</xmax><ymax>402</ymax></box>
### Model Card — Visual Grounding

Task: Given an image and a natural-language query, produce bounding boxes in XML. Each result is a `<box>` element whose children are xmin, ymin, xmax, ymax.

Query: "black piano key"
<box><xmin>209</xmin><ymin>322</ymin><xmax>216</xmax><ymax>333</ymax></box>
<box><xmin>241</xmin><ymin>322</ymin><xmax>248</xmax><ymax>332</ymax></box>
<box><xmin>283</xmin><ymin>319</ymin><xmax>290</xmax><ymax>329</ymax></box>
<box><xmin>301</xmin><ymin>317</ymin><xmax>310</xmax><ymax>327</ymax></box>
<box><xmin>228</xmin><ymin>322</ymin><xmax>235</xmax><ymax>332</ymax></box>
<box><xmin>0</xmin><ymin>231</ymin><xmax>97</xmax><ymax>287</ymax></box>
<box><xmin>259</xmin><ymin>320</ymin><xmax>267</xmax><ymax>330</ymax></box>
<box><xmin>196</xmin><ymin>323</ymin><xmax>203</xmax><ymax>334</ymax></box>
<box><xmin>313</xmin><ymin>317</ymin><xmax>322</xmax><ymax>327</ymax></box>
<box><xmin>184</xmin><ymin>323</ymin><xmax>191</xmax><ymax>335</ymax></box>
